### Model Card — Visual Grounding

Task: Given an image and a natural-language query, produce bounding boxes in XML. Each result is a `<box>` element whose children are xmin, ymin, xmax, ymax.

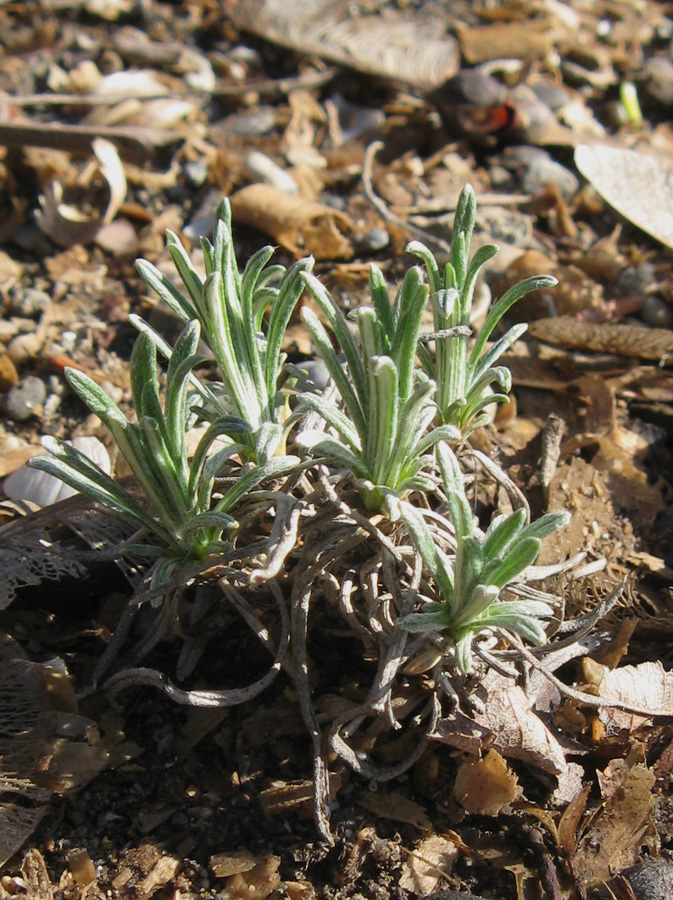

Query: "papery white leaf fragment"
<box><xmin>36</xmin><ymin>138</ymin><xmax>127</xmax><ymax>247</ymax></box>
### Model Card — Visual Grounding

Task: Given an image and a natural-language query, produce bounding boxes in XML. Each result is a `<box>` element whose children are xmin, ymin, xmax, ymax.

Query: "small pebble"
<box><xmin>522</xmin><ymin>153</ymin><xmax>579</xmax><ymax>200</ymax></box>
<box><xmin>531</xmin><ymin>79</ymin><xmax>574</xmax><ymax>111</ymax></box>
<box><xmin>641</xmin><ymin>295</ymin><xmax>673</xmax><ymax>329</ymax></box>
<box><xmin>7</xmin><ymin>332</ymin><xmax>44</xmax><ymax>365</ymax></box>
<box><xmin>293</xmin><ymin>359</ymin><xmax>330</xmax><ymax>393</ymax></box>
<box><xmin>615</xmin><ymin>262</ymin><xmax>657</xmax><ymax>297</ymax></box>
<box><xmin>4</xmin><ymin>376</ymin><xmax>47</xmax><ymax>421</ymax></box>
<box><xmin>245</xmin><ymin>151</ymin><xmax>299</xmax><ymax>194</ymax></box>
<box><xmin>42</xmin><ymin>393</ymin><xmax>61</xmax><ymax>418</ymax></box>
<box><xmin>645</xmin><ymin>56</ymin><xmax>673</xmax><ymax>106</ymax></box>
<box><xmin>356</xmin><ymin>227</ymin><xmax>390</xmax><ymax>252</ymax></box>
<box><xmin>213</xmin><ymin>107</ymin><xmax>277</xmax><ymax>138</ymax></box>
<box><xmin>606</xmin><ymin>859</ymin><xmax>673</xmax><ymax>900</ymax></box>
<box><xmin>9</xmin><ymin>287</ymin><xmax>52</xmax><ymax>318</ymax></box>
<box><xmin>184</xmin><ymin>159</ymin><xmax>209</xmax><ymax>187</ymax></box>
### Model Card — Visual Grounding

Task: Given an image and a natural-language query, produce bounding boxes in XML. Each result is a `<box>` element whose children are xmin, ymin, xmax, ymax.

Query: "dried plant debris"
<box><xmin>0</xmin><ymin>634</ymin><xmax>108</xmax><ymax>866</ymax></box>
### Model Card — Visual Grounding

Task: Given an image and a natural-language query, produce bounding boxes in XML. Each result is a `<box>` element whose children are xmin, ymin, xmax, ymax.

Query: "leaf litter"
<box><xmin>0</xmin><ymin>0</ymin><xmax>672</xmax><ymax>898</ymax></box>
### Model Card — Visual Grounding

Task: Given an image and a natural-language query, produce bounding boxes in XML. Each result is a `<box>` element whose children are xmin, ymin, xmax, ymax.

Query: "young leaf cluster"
<box><xmin>408</xmin><ymin>185</ymin><xmax>558</xmax><ymax>436</ymax></box>
<box><xmin>134</xmin><ymin>198</ymin><xmax>310</xmax><ymax>463</ymax></box>
<box><xmin>399</xmin><ymin>443</ymin><xmax>569</xmax><ymax>673</ymax></box>
<box><xmin>29</xmin><ymin>320</ymin><xmax>298</xmax><ymax>585</ymax></box>
<box><xmin>297</xmin><ymin>265</ymin><xmax>460</xmax><ymax>514</ymax></box>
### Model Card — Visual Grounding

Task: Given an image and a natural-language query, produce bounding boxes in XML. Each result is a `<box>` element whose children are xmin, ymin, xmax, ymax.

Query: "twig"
<box><xmin>362</xmin><ymin>141</ymin><xmax>453</xmax><ymax>258</ymax></box>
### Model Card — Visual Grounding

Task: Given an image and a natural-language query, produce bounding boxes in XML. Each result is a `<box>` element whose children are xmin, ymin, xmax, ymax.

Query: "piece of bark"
<box><xmin>0</xmin><ymin>120</ymin><xmax>179</xmax><ymax>163</ymax></box>
<box><xmin>224</xmin><ymin>0</ymin><xmax>458</xmax><ymax>90</ymax></box>
<box><xmin>528</xmin><ymin>316</ymin><xmax>673</xmax><ymax>361</ymax></box>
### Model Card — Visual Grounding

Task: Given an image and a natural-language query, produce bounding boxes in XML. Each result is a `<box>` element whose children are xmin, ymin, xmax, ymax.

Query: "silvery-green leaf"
<box><xmin>454</xmin><ymin>633</ymin><xmax>473</xmax><ymax>674</ymax></box>
<box><xmin>488</xmin><ymin>537</ymin><xmax>542</xmax><ymax>588</ymax></box>
<box><xmin>519</xmin><ymin>510</ymin><xmax>570</xmax><ymax>543</ymax></box>
<box><xmin>482</xmin><ymin>508</ymin><xmax>526</xmax><ymax>560</ymax></box>
<box><xmin>405</xmin><ymin>240</ymin><xmax>440</xmax><ymax>295</ymax></box>
<box><xmin>398</xmin><ymin>606</ymin><xmax>450</xmax><ymax>633</ymax></box>
<box><xmin>6</xmin><ymin>436</ymin><xmax>111</xmax><ymax>507</ymax></box>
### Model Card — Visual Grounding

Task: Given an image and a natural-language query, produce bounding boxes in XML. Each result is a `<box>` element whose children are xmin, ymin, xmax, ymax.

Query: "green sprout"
<box><xmin>296</xmin><ymin>264</ymin><xmax>459</xmax><ymax>515</ymax></box>
<box><xmin>408</xmin><ymin>184</ymin><xmax>558</xmax><ymax>436</ymax></box>
<box><xmin>29</xmin><ymin>321</ymin><xmax>298</xmax><ymax>586</ymax></box>
<box><xmin>134</xmin><ymin>199</ymin><xmax>311</xmax><ymax>463</ymax></box>
<box><xmin>399</xmin><ymin>443</ymin><xmax>569</xmax><ymax>673</ymax></box>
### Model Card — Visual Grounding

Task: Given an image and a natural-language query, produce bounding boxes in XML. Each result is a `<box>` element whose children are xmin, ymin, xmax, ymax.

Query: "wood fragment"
<box><xmin>0</xmin><ymin>120</ymin><xmax>179</xmax><ymax>163</ymax></box>
<box><xmin>528</xmin><ymin>316</ymin><xmax>673</xmax><ymax>362</ymax></box>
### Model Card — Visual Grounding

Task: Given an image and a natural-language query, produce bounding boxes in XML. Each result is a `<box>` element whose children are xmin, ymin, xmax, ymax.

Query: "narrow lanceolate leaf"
<box><xmin>400</xmin><ymin>502</ymin><xmax>440</xmax><ymax>579</ymax></box>
<box><xmin>297</xmin><ymin>393</ymin><xmax>361</xmax><ymax>452</ymax></box>
<box><xmin>406</xmin><ymin>241</ymin><xmax>441</xmax><ymax>295</ymax></box>
<box><xmin>166</xmin><ymin>230</ymin><xmax>206</xmax><ymax>313</ymax></box>
<box><xmin>470</xmin><ymin>275</ymin><xmax>558</xmax><ymax>366</ymax></box>
<box><xmin>455</xmin><ymin>633</ymin><xmax>474</xmax><ymax>674</ymax></box>
<box><xmin>459</xmin><ymin>243</ymin><xmax>498</xmax><ymax>323</ymax></box>
<box><xmin>436</xmin><ymin>442</ymin><xmax>463</xmax><ymax>495</ymax></box>
<box><xmin>65</xmin><ymin>368</ymin><xmax>127</xmax><ymax>425</ymax></box>
<box><xmin>130</xmin><ymin>332</ymin><xmax>161</xmax><ymax>419</ymax></box>
<box><xmin>354</xmin><ymin>307</ymin><xmax>383</xmax><ymax>374</ymax></box>
<box><xmin>487</xmin><ymin>536</ymin><xmax>542</xmax><ymax>588</ymax></box>
<box><xmin>214</xmin><ymin>455</ymin><xmax>300</xmax><ymax>515</ymax></box>
<box><xmin>304</xmin><ymin>438</ymin><xmax>370</xmax><ymax>480</ymax></box>
<box><xmin>368</xmin><ymin>357</ymin><xmax>398</xmax><ymax>486</ymax></box>
<box><xmin>135</xmin><ymin>258</ymin><xmax>197</xmax><ymax>322</ymax></box>
<box><xmin>398</xmin><ymin>607</ymin><xmax>451</xmax><ymax>634</ymax></box>
<box><xmin>301</xmin><ymin>307</ymin><xmax>365</xmax><ymax>438</ymax></box>
<box><xmin>369</xmin><ymin>263</ymin><xmax>395</xmax><ymax>347</ymax></box>
<box><xmin>180</xmin><ymin>511</ymin><xmax>237</xmax><ymax>544</ymax></box>
<box><xmin>265</xmin><ymin>258</ymin><xmax>313</xmax><ymax>400</ymax></box>
<box><xmin>481</xmin><ymin>509</ymin><xmax>527</xmax><ymax>561</ymax></box>
<box><xmin>518</xmin><ymin>510</ymin><xmax>570</xmax><ymax>543</ymax></box>
<box><xmin>468</xmin><ymin>322</ymin><xmax>528</xmax><ymax>384</ymax></box>
<box><xmin>459</xmin><ymin>582</ymin><xmax>500</xmax><ymax>625</ymax></box>
<box><xmin>451</xmin><ymin>183</ymin><xmax>476</xmax><ymax>288</ymax></box>
<box><xmin>301</xmin><ymin>272</ymin><xmax>367</xmax><ymax>407</ymax></box>
<box><xmin>391</xmin><ymin>266</ymin><xmax>428</xmax><ymax>406</ymax></box>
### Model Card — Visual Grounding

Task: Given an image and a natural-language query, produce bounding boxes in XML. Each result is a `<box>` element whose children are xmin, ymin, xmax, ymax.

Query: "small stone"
<box><xmin>615</xmin><ymin>262</ymin><xmax>657</xmax><ymax>297</ymax></box>
<box><xmin>7</xmin><ymin>332</ymin><xmax>44</xmax><ymax>366</ymax></box>
<box><xmin>4</xmin><ymin>376</ymin><xmax>47</xmax><ymax>421</ymax></box>
<box><xmin>9</xmin><ymin>287</ymin><xmax>52</xmax><ymax>318</ymax></box>
<box><xmin>641</xmin><ymin>295</ymin><xmax>673</xmax><ymax>329</ymax></box>
<box><xmin>356</xmin><ymin>227</ymin><xmax>390</xmax><ymax>252</ymax></box>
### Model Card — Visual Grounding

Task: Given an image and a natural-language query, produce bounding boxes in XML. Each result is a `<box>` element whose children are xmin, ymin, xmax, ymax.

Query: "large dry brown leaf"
<box><xmin>453</xmin><ymin>749</ymin><xmax>520</xmax><ymax>815</ymax></box>
<box><xmin>571</xmin><ymin>761</ymin><xmax>656</xmax><ymax>890</ymax></box>
<box><xmin>231</xmin><ymin>183</ymin><xmax>353</xmax><ymax>259</ymax></box>
<box><xmin>575</xmin><ymin>145</ymin><xmax>673</xmax><ymax>250</ymax></box>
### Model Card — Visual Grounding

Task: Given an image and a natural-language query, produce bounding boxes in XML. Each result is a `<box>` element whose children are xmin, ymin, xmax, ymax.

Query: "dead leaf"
<box><xmin>223</xmin><ymin>0</ymin><xmax>459</xmax><ymax>90</ymax></box>
<box><xmin>36</xmin><ymin>138</ymin><xmax>127</xmax><ymax>247</ymax></box>
<box><xmin>575</xmin><ymin>145</ymin><xmax>673</xmax><ymax>250</ymax></box>
<box><xmin>399</xmin><ymin>834</ymin><xmax>461</xmax><ymax>895</ymax></box>
<box><xmin>231</xmin><ymin>183</ymin><xmax>353</xmax><ymax>259</ymax></box>
<box><xmin>571</xmin><ymin>762</ymin><xmax>656</xmax><ymax>889</ymax></box>
<box><xmin>357</xmin><ymin>790</ymin><xmax>431</xmax><ymax>831</ymax></box>
<box><xmin>593</xmin><ymin>661</ymin><xmax>673</xmax><ymax>733</ymax></box>
<box><xmin>219</xmin><ymin>855</ymin><xmax>281</xmax><ymax>900</ymax></box>
<box><xmin>456</xmin><ymin>20</ymin><xmax>553</xmax><ymax>65</ymax></box>
<box><xmin>453</xmin><ymin>750</ymin><xmax>520</xmax><ymax>815</ymax></box>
